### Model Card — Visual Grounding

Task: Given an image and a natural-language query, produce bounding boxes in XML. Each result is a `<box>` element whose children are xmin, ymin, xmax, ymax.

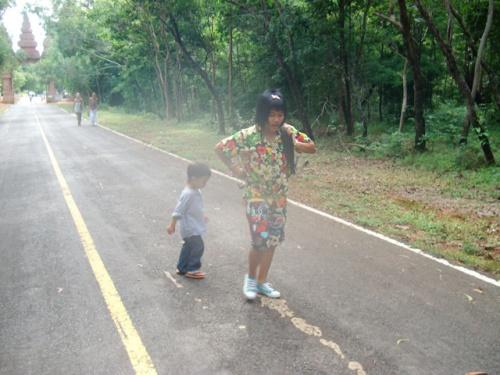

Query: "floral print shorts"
<box><xmin>246</xmin><ymin>200</ymin><xmax>287</xmax><ymax>250</ymax></box>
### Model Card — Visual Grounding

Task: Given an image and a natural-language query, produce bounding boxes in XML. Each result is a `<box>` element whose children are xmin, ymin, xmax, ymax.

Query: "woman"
<box><xmin>74</xmin><ymin>92</ymin><xmax>83</xmax><ymax>126</ymax></box>
<box><xmin>215</xmin><ymin>89</ymin><xmax>316</xmax><ymax>300</ymax></box>
<box><xmin>88</xmin><ymin>92</ymin><xmax>98</xmax><ymax>126</ymax></box>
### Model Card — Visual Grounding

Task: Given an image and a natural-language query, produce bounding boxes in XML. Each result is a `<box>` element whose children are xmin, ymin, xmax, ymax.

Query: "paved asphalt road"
<box><xmin>1</xmin><ymin>102</ymin><xmax>499</xmax><ymax>375</ymax></box>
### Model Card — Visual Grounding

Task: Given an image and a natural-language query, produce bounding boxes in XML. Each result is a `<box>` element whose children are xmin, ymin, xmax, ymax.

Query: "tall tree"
<box><xmin>397</xmin><ymin>0</ymin><xmax>426</xmax><ymax>151</ymax></box>
<box><xmin>376</xmin><ymin>2</ymin><xmax>427</xmax><ymax>150</ymax></box>
<box><xmin>338</xmin><ymin>0</ymin><xmax>354</xmax><ymax>135</ymax></box>
<box><xmin>139</xmin><ymin>3</ymin><xmax>172</xmax><ymax>121</ymax></box>
<box><xmin>228</xmin><ymin>0</ymin><xmax>314</xmax><ymax>139</ymax></box>
<box><xmin>415</xmin><ymin>0</ymin><xmax>495</xmax><ymax>165</ymax></box>
<box><xmin>227</xmin><ymin>20</ymin><xmax>234</xmax><ymax>123</ymax></box>
<box><xmin>452</xmin><ymin>0</ymin><xmax>495</xmax><ymax>143</ymax></box>
<box><xmin>164</xmin><ymin>12</ymin><xmax>226</xmax><ymax>134</ymax></box>
<box><xmin>399</xmin><ymin>57</ymin><xmax>408</xmax><ymax>132</ymax></box>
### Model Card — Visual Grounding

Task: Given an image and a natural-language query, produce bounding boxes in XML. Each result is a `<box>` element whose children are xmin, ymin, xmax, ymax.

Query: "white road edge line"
<box><xmin>56</xmin><ymin>106</ymin><xmax>500</xmax><ymax>288</ymax></box>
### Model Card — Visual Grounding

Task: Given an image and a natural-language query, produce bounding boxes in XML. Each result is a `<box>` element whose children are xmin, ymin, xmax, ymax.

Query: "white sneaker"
<box><xmin>257</xmin><ymin>282</ymin><xmax>280</xmax><ymax>298</ymax></box>
<box><xmin>243</xmin><ymin>275</ymin><xmax>257</xmax><ymax>300</ymax></box>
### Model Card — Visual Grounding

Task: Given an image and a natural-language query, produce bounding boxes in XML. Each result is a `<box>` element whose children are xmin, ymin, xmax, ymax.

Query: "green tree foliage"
<box><xmin>39</xmin><ymin>0</ymin><xmax>496</xmax><ymax>163</ymax></box>
<box><xmin>0</xmin><ymin>24</ymin><xmax>15</xmax><ymax>72</ymax></box>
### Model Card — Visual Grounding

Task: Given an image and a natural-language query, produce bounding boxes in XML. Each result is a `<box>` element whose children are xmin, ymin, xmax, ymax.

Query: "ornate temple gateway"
<box><xmin>2</xmin><ymin>13</ymin><xmax>42</xmax><ymax>103</ymax></box>
<box><xmin>18</xmin><ymin>13</ymin><xmax>40</xmax><ymax>63</ymax></box>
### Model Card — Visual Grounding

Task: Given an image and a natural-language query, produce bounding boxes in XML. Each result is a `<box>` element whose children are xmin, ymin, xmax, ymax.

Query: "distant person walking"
<box><xmin>215</xmin><ymin>89</ymin><xmax>316</xmax><ymax>300</ymax></box>
<box><xmin>88</xmin><ymin>92</ymin><xmax>98</xmax><ymax>126</ymax></box>
<box><xmin>74</xmin><ymin>92</ymin><xmax>83</xmax><ymax>126</ymax></box>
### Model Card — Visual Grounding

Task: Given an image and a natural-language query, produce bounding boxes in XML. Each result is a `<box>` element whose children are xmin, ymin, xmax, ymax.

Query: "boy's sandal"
<box><xmin>176</xmin><ymin>268</ymin><xmax>185</xmax><ymax>275</ymax></box>
<box><xmin>185</xmin><ymin>271</ymin><xmax>206</xmax><ymax>279</ymax></box>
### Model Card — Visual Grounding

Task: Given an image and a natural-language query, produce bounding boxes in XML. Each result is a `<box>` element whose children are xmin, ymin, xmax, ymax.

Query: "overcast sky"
<box><xmin>2</xmin><ymin>0</ymin><xmax>52</xmax><ymax>54</ymax></box>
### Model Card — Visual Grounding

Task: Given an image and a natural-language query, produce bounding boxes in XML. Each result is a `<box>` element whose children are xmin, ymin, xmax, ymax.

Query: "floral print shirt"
<box><xmin>216</xmin><ymin>124</ymin><xmax>311</xmax><ymax>207</ymax></box>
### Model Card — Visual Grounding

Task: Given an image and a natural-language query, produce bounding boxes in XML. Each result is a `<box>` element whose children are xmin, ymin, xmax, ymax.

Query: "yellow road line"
<box><xmin>36</xmin><ymin>115</ymin><xmax>157</xmax><ymax>375</ymax></box>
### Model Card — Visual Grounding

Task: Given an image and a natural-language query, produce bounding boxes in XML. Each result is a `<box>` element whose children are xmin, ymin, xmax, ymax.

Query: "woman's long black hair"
<box><xmin>255</xmin><ymin>89</ymin><xmax>295</xmax><ymax>175</ymax></box>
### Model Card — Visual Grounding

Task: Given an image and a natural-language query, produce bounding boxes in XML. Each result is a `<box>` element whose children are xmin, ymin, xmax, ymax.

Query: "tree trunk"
<box><xmin>399</xmin><ymin>58</ymin><xmax>408</xmax><ymax>132</ymax></box>
<box><xmin>445</xmin><ymin>0</ymin><xmax>453</xmax><ymax>46</ymax></box>
<box><xmin>143</xmin><ymin>8</ymin><xmax>170</xmax><ymax>122</ymax></box>
<box><xmin>210</xmin><ymin>15</ymin><xmax>217</xmax><ymax>123</ymax></box>
<box><xmin>211</xmin><ymin>51</ymin><xmax>217</xmax><ymax>122</ymax></box>
<box><xmin>166</xmin><ymin>15</ymin><xmax>225</xmax><ymax>134</ymax></box>
<box><xmin>360</xmin><ymin>88</ymin><xmax>373</xmax><ymax>138</ymax></box>
<box><xmin>227</xmin><ymin>23</ymin><xmax>234</xmax><ymax>125</ymax></box>
<box><xmin>356</xmin><ymin>0</ymin><xmax>372</xmax><ymax>61</ymax></box>
<box><xmin>461</xmin><ymin>0</ymin><xmax>494</xmax><ymax>142</ymax></box>
<box><xmin>415</xmin><ymin>0</ymin><xmax>495</xmax><ymax>164</ymax></box>
<box><xmin>355</xmin><ymin>0</ymin><xmax>373</xmax><ymax>137</ymax></box>
<box><xmin>338</xmin><ymin>77</ymin><xmax>346</xmax><ymax>128</ymax></box>
<box><xmin>378</xmin><ymin>44</ymin><xmax>384</xmax><ymax>122</ymax></box>
<box><xmin>163</xmin><ymin>55</ymin><xmax>170</xmax><ymax>119</ymax></box>
<box><xmin>465</xmin><ymin>97</ymin><xmax>493</xmax><ymax>160</ymax></box>
<box><xmin>398</xmin><ymin>0</ymin><xmax>426</xmax><ymax>151</ymax></box>
<box><xmin>173</xmin><ymin>53</ymin><xmax>182</xmax><ymax>122</ymax></box>
<box><xmin>339</xmin><ymin>0</ymin><xmax>354</xmax><ymax>136</ymax></box>
<box><xmin>449</xmin><ymin>1</ymin><xmax>499</xmax><ymax>111</ymax></box>
<box><xmin>276</xmin><ymin>48</ymin><xmax>314</xmax><ymax>139</ymax></box>
<box><xmin>260</xmin><ymin>2</ymin><xmax>314</xmax><ymax>139</ymax></box>
<box><xmin>160</xmin><ymin>18</ymin><xmax>171</xmax><ymax>120</ymax></box>
<box><xmin>378</xmin><ymin>85</ymin><xmax>383</xmax><ymax>121</ymax></box>
<box><xmin>152</xmin><ymin>52</ymin><xmax>169</xmax><ymax>121</ymax></box>
<box><xmin>95</xmin><ymin>68</ymin><xmax>102</xmax><ymax>103</ymax></box>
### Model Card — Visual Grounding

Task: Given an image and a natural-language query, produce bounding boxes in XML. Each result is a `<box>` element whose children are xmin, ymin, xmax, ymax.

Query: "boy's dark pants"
<box><xmin>177</xmin><ymin>235</ymin><xmax>204</xmax><ymax>273</ymax></box>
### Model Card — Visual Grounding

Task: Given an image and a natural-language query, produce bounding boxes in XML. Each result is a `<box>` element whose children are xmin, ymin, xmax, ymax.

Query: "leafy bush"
<box><xmin>463</xmin><ymin>242</ymin><xmax>482</xmax><ymax>256</ymax></box>
<box><xmin>455</xmin><ymin>144</ymin><xmax>487</xmax><ymax>170</ymax></box>
<box><xmin>479</xmin><ymin>103</ymin><xmax>500</xmax><ymax>128</ymax></box>
<box><xmin>425</xmin><ymin>102</ymin><xmax>466</xmax><ymax>145</ymax></box>
<box><xmin>372</xmin><ymin>131</ymin><xmax>414</xmax><ymax>158</ymax></box>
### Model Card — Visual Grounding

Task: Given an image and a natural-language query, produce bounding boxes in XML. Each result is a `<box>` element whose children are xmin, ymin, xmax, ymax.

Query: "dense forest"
<box><xmin>5</xmin><ymin>0</ymin><xmax>500</xmax><ymax>165</ymax></box>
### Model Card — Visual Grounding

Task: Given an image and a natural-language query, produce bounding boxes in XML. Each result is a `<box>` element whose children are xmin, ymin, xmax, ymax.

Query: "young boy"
<box><xmin>167</xmin><ymin>162</ymin><xmax>211</xmax><ymax>279</ymax></box>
